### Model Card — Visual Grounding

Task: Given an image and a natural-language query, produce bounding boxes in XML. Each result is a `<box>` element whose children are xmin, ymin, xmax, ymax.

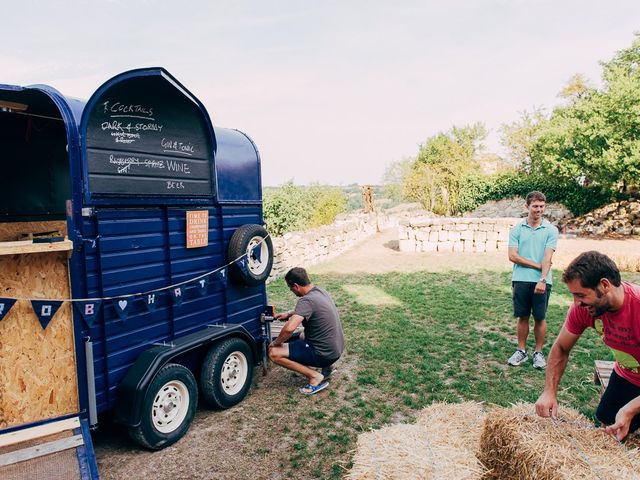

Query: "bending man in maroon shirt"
<box><xmin>535</xmin><ymin>251</ymin><xmax>640</xmax><ymax>440</ymax></box>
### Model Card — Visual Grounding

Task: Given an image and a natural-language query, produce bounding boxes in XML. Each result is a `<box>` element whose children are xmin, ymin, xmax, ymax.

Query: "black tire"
<box><xmin>200</xmin><ymin>337</ymin><xmax>254</xmax><ymax>409</ymax></box>
<box><xmin>228</xmin><ymin>224</ymin><xmax>273</xmax><ymax>286</ymax></box>
<box><xmin>128</xmin><ymin>363</ymin><xmax>198</xmax><ymax>450</ymax></box>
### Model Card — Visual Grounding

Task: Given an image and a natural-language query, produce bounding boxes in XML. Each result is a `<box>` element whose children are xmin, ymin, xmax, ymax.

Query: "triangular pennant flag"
<box><xmin>112</xmin><ymin>297</ymin><xmax>131</xmax><ymax>321</ymax></box>
<box><xmin>0</xmin><ymin>298</ymin><xmax>17</xmax><ymax>322</ymax></box>
<box><xmin>216</xmin><ymin>267</ymin><xmax>228</xmax><ymax>287</ymax></box>
<box><xmin>237</xmin><ymin>257</ymin><xmax>249</xmax><ymax>275</ymax></box>
<box><xmin>144</xmin><ymin>292</ymin><xmax>159</xmax><ymax>312</ymax></box>
<box><xmin>170</xmin><ymin>286</ymin><xmax>184</xmax><ymax>307</ymax></box>
<box><xmin>251</xmin><ymin>243</ymin><xmax>262</xmax><ymax>263</ymax></box>
<box><xmin>196</xmin><ymin>276</ymin><xmax>209</xmax><ymax>296</ymax></box>
<box><xmin>31</xmin><ymin>300</ymin><xmax>63</xmax><ymax>330</ymax></box>
<box><xmin>74</xmin><ymin>300</ymin><xmax>102</xmax><ymax>328</ymax></box>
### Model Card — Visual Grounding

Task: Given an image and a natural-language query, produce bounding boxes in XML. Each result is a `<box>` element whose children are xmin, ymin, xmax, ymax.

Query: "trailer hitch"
<box><xmin>260</xmin><ymin>313</ymin><xmax>275</xmax><ymax>375</ymax></box>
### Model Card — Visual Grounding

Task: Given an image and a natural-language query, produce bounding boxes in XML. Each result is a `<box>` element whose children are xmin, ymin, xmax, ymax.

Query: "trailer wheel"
<box><xmin>228</xmin><ymin>224</ymin><xmax>273</xmax><ymax>286</ymax></box>
<box><xmin>128</xmin><ymin>363</ymin><xmax>198</xmax><ymax>450</ymax></box>
<box><xmin>200</xmin><ymin>337</ymin><xmax>254</xmax><ymax>409</ymax></box>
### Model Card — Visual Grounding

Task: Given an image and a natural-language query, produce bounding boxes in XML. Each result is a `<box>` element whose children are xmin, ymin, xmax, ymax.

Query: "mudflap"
<box><xmin>0</xmin><ymin>416</ymin><xmax>99</xmax><ymax>479</ymax></box>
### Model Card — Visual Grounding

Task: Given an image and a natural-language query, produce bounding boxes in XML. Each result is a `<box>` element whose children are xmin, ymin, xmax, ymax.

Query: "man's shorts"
<box><xmin>512</xmin><ymin>281</ymin><xmax>552</xmax><ymax>321</ymax></box>
<box><xmin>287</xmin><ymin>339</ymin><xmax>335</xmax><ymax>368</ymax></box>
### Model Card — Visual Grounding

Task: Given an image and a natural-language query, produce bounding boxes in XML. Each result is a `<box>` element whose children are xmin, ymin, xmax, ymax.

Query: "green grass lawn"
<box><xmin>266</xmin><ymin>269</ymin><xmax>640</xmax><ymax>479</ymax></box>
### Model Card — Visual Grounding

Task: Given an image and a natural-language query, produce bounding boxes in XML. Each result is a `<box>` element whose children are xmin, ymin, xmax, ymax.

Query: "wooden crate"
<box><xmin>594</xmin><ymin>360</ymin><xmax>615</xmax><ymax>393</ymax></box>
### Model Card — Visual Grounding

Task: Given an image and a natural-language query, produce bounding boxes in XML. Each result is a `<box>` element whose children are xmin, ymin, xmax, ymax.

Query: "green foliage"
<box><xmin>306</xmin><ymin>185</ymin><xmax>347</xmax><ymax>228</ymax></box>
<box><xmin>530</xmin><ymin>34</ymin><xmax>640</xmax><ymax>193</ymax></box>
<box><xmin>263</xmin><ymin>182</ymin><xmax>312</xmax><ymax>236</ymax></box>
<box><xmin>457</xmin><ymin>170</ymin><xmax>620</xmax><ymax>216</ymax></box>
<box><xmin>263</xmin><ymin>182</ymin><xmax>347</xmax><ymax>235</ymax></box>
<box><xmin>403</xmin><ymin>123</ymin><xmax>486</xmax><ymax>214</ymax></box>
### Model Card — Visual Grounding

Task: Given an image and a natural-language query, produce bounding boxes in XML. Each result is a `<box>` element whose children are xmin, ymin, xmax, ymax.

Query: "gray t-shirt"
<box><xmin>294</xmin><ymin>286</ymin><xmax>344</xmax><ymax>361</ymax></box>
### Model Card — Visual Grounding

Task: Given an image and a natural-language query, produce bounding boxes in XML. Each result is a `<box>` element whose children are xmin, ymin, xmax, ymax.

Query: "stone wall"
<box><xmin>398</xmin><ymin>217</ymin><xmax>520</xmax><ymax>253</ymax></box>
<box><xmin>269</xmin><ymin>212</ymin><xmax>393</xmax><ymax>280</ymax></box>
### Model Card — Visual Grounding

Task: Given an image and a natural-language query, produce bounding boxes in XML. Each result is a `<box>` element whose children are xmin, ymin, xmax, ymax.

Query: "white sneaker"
<box><xmin>507</xmin><ymin>349</ymin><xmax>528</xmax><ymax>366</ymax></box>
<box><xmin>533</xmin><ymin>351</ymin><xmax>547</xmax><ymax>369</ymax></box>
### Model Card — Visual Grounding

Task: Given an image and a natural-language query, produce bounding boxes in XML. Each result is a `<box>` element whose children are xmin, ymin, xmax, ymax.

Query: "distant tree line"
<box><xmin>384</xmin><ymin>34</ymin><xmax>640</xmax><ymax>216</ymax></box>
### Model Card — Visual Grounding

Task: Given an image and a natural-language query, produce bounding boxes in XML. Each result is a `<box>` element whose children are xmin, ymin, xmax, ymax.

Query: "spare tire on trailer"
<box><xmin>227</xmin><ymin>224</ymin><xmax>273</xmax><ymax>286</ymax></box>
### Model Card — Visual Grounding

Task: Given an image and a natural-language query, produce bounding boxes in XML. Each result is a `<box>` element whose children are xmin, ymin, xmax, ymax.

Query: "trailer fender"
<box><xmin>113</xmin><ymin>324</ymin><xmax>257</xmax><ymax>428</ymax></box>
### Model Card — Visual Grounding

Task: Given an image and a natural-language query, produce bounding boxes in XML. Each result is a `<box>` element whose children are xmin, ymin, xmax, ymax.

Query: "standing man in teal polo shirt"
<box><xmin>507</xmin><ymin>191</ymin><xmax>559</xmax><ymax>369</ymax></box>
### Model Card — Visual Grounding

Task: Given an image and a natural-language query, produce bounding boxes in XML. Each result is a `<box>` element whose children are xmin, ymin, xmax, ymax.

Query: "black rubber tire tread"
<box><xmin>227</xmin><ymin>224</ymin><xmax>273</xmax><ymax>286</ymax></box>
<box><xmin>127</xmin><ymin>363</ymin><xmax>198</xmax><ymax>450</ymax></box>
<box><xmin>200</xmin><ymin>337</ymin><xmax>254</xmax><ymax>409</ymax></box>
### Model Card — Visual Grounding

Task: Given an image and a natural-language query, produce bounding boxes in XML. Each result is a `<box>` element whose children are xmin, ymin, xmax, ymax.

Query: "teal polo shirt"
<box><xmin>509</xmin><ymin>219</ymin><xmax>558</xmax><ymax>284</ymax></box>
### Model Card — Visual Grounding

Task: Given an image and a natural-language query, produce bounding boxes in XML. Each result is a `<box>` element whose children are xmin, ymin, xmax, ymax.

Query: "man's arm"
<box><xmin>508</xmin><ymin>246</ymin><xmax>542</xmax><ymax>270</ymax></box>
<box><xmin>535</xmin><ymin>247</ymin><xmax>555</xmax><ymax>294</ymax></box>
<box><xmin>604</xmin><ymin>396</ymin><xmax>640</xmax><ymax>441</ymax></box>
<box><xmin>535</xmin><ymin>326</ymin><xmax>581</xmax><ymax>418</ymax></box>
<box><xmin>270</xmin><ymin>312</ymin><xmax>303</xmax><ymax>347</ymax></box>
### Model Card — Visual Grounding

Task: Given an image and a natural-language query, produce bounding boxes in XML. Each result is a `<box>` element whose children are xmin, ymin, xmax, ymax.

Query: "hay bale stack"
<box><xmin>347</xmin><ymin>401</ymin><xmax>487</xmax><ymax>479</ymax></box>
<box><xmin>479</xmin><ymin>403</ymin><xmax>640</xmax><ymax>480</ymax></box>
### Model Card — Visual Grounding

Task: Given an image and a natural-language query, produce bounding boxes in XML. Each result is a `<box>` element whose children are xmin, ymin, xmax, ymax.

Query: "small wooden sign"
<box><xmin>186</xmin><ymin>210</ymin><xmax>209</xmax><ymax>248</ymax></box>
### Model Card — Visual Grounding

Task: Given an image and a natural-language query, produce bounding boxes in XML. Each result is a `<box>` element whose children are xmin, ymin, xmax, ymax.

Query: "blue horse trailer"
<box><xmin>0</xmin><ymin>68</ymin><xmax>274</xmax><ymax>475</ymax></box>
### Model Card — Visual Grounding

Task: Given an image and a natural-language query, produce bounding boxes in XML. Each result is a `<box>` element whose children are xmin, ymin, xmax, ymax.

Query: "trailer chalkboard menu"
<box><xmin>84</xmin><ymin>75</ymin><xmax>214</xmax><ymax>198</ymax></box>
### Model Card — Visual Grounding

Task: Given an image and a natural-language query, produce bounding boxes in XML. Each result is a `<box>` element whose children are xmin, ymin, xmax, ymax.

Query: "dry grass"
<box><xmin>479</xmin><ymin>403</ymin><xmax>640</xmax><ymax>480</ymax></box>
<box><xmin>347</xmin><ymin>401</ymin><xmax>487</xmax><ymax>480</ymax></box>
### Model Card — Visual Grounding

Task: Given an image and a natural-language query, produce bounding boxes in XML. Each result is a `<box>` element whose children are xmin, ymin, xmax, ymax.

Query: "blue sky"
<box><xmin>2</xmin><ymin>1</ymin><xmax>639</xmax><ymax>185</ymax></box>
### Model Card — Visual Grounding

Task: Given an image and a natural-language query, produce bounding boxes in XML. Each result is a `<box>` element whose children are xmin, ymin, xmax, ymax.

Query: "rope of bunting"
<box><xmin>2</xmin><ymin>233</ymin><xmax>272</xmax><ymax>303</ymax></box>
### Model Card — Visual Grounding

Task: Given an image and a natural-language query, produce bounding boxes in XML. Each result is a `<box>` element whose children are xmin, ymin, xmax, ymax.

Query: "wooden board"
<box><xmin>0</xmin><ymin>240</ymin><xmax>73</xmax><ymax>257</ymax></box>
<box><xmin>594</xmin><ymin>360</ymin><xmax>615</xmax><ymax>393</ymax></box>
<box><xmin>0</xmin><ymin>222</ymin><xmax>78</xmax><ymax>429</ymax></box>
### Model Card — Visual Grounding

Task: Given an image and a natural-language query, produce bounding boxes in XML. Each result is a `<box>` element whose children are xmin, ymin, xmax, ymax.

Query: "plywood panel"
<box><xmin>0</xmin><ymin>221</ymin><xmax>67</xmax><ymax>242</ymax></box>
<box><xmin>0</xmin><ymin>231</ymin><xmax>78</xmax><ymax>428</ymax></box>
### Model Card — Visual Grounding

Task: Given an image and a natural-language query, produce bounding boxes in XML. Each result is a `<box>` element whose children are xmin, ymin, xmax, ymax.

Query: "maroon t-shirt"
<box><xmin>565</xmin><ymin>282</ymin><xmax>640</xmax><ymax>386</ymax></box>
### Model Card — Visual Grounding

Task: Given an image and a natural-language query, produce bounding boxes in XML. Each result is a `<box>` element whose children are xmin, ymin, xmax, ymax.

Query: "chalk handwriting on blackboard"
<box><xmin>161</xmin><ymin>138</ymin><xmax>195</xmax><ymax>156</ymax></box>
<box><xmin>109</xmin><ymin>154</ymin><xmax>166</xmax><ymax>174</ymax></box>
<box><xmin>167</xmin><ymin>181</ymin><xmax>185</xmax><ymax>190</ymax></box>
<box><xmin>102</xmin><ymin>101</ymin><xmax>154</xmax><ymax>119</ymax></box>
<box><xmin>101</xmin><ymin>121</ymin><xmax>164</xmax><ymax>133</ymax></box>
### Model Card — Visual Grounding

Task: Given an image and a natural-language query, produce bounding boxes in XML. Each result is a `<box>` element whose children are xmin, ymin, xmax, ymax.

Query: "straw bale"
<box><xmin>348</xmin><ymin>401</ymin><xmax>487</xmax><ymax>479</ymax></box>
<box><xmin>479</xmin><ymin>403</ymin><xmax>640</xmax><ymax>480</ymax></box>
<box><xmin>0</xmin><ymin>246</ymin><xmax>78</xmax><ymax>428</ymax></box>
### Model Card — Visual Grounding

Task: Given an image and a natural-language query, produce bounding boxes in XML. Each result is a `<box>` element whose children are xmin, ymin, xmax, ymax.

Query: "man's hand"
<box><xmin>535</xmin><ymin>390</ymin><xmax>558</xmax><ymax>419</ymax></box>
<box><xmin>275</xmin><ymin>310</ymin><xmax>291</xmax><ymax>321</ymax></box>
<box><xmin>534</xmin><ymin>281</ymin><xmax>546</xmax><ymax>294</ymax></box>
<box><xmin>604</xmin><ymin>408</ymin><xmax>634</xmax><ymax>441</ymax></box>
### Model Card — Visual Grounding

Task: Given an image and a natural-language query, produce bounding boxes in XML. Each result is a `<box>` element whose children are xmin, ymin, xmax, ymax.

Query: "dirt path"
<box><xmin>93</xmin><ymin>228</ymin><xmax>640</xmax><ymax>479</ymax></box>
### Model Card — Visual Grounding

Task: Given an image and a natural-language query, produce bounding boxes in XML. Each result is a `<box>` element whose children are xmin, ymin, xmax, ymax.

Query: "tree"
<box><xmin>532</xmin><ymin>34</ymin><xmax>640</xmax><ymax>193</ymax></box>
<box><xmin>407</xmin><ymin>123</ymin><xmax>486</xmax><ymax>214</ymax></box>
<box><xmin>500</xmin><ymin>107</ymin><xmax>548</xmax><ymax>173</ymax></box>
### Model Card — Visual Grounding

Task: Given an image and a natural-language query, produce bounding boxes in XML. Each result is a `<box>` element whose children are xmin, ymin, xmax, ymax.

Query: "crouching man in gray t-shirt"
<box><xmin>269</xmin><ymin>267</ymin><xmax>344</xmax><ymax>395</ymax></box>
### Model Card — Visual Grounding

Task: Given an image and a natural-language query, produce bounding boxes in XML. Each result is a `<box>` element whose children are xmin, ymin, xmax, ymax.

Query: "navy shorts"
<box><xmin>512</xmin><ymin>281</ymin><xmax>552</xmax><ymax>321</ymax></box>
<box><xmin>287</xmin><ymin>339</ymin><xmax>334</xmax><ymax>368</ymax></box>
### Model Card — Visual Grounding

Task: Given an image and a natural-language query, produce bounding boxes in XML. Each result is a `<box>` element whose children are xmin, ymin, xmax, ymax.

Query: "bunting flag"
<box><xmin>0</xmin><ymin>298</ymin><xmax>17</xmax><ymax>322</ymax></box>
<box><xmin>216</xmin><ymin>267</ymin><xmax>228</xmax><ymax>287</ymax></box>
<box><xmin>144</xmin><ymin>292</ymin><xmax>159</xmax><ymax>313</ymax></box>
<box><xmin>112</xmin><ymin>297</ymin><xmax>131</xmax><ymax>321</ymax></box>
<box><xmin>251</xmin><ymin>243</ymin><xmax>262</xmax><ymax>262</ymax></box>
<box><xmin>170</xmin><ymin>286</ymin><xmax>184</xmax><ymax>307</ymax></box>
<box><xmin>237</xmin><ymin>257</ymin><xmax>249</xmax><ymax>275</ymax></box>
<box><xmin>31</xmin><ymin>300</ymin><xmax>63</xmax><ymax>330</ymax></box>
<box><xmin>74</xmin><ymin>300</ymin><xmax>102</xmax><ymax>328</ymax></box>
<box><xmin>196</xmin><ymin>276</ymin><xmax>209</xmax><ymax>296</ymax></box>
